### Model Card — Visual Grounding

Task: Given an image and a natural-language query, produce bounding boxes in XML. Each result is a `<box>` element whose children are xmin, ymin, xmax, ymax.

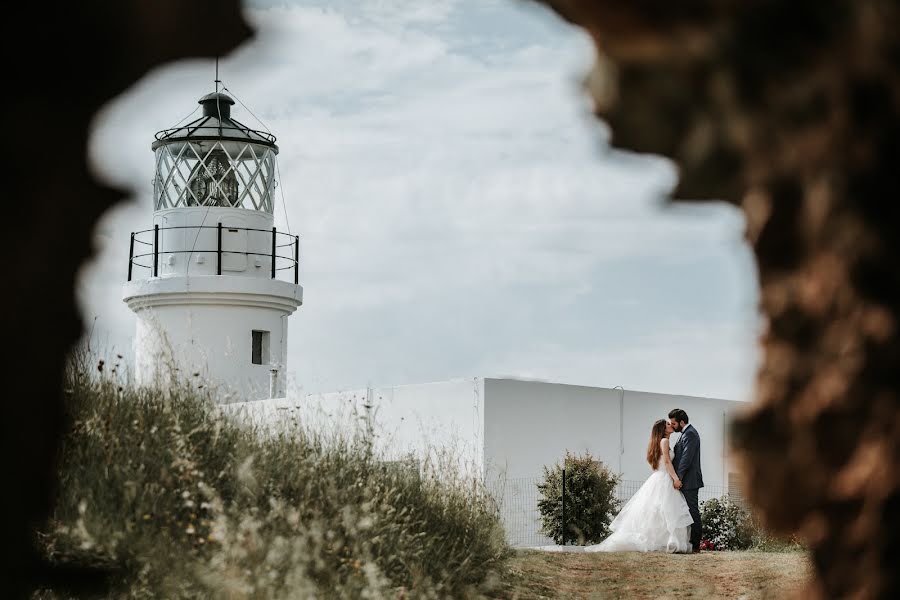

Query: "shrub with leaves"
<box><xmin>536</xmin><ymin>451</ymin><xmax>620</xmax><ymax>545</ymax></box>
<box><xmin>700</xmin><ymin>496</ymin><xmax>754</xmax><ymax>551</ymax></box>
<box><xmin>34</xmin><ymin>355</ymin><xmax>510</xmax><ymax>598</ymax></box>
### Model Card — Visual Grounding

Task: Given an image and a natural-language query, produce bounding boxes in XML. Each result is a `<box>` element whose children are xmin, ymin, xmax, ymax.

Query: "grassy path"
<box><xmin>499</xmin><ymin>550</ymin><xmax>811</xmax><ymax>599</ymax></box>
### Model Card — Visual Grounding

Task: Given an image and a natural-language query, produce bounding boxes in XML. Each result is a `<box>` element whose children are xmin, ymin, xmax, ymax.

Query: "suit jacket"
<box><xmin>673</xmin><ymin>424</ymin><xmax>704</xmax><ymax>490</ymax></box>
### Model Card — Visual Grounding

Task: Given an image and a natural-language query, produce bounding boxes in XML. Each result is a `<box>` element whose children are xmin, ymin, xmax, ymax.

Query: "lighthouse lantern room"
<box><xmin>123</xmin><ymin>89</ymin><xmax>302</xmax><ymax>401</ymax></box>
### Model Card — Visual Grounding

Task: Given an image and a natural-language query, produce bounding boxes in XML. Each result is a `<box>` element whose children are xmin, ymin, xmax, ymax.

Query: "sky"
<box><xmin>80</xmin><ymin>0</ymin><xmax>761</xmax><ymax>401</ymax></box>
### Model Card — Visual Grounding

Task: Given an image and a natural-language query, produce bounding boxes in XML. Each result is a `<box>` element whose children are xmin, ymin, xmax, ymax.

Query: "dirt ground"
<box><xmin>499</xmin><ymin>550</ymin><xmax>811</xmax><ymax>599</ymax></box>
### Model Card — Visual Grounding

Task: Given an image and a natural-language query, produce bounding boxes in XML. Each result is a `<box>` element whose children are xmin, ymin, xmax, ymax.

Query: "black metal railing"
<box><xmin>128</xmin><ymin>224</ymin><xmax>299</xmax><ymax>284</ymax></box>
<box><xmin>154</xmin><ymin>119</ymin><xmax>277</xmax><ymax>144</ymax></box>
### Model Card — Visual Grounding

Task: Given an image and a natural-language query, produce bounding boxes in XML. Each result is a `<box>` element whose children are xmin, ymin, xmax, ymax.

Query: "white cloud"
<box><xmin>79</xmin><ymin>0</ymin><xmax>760</xmax><ymax>400</ymax></box>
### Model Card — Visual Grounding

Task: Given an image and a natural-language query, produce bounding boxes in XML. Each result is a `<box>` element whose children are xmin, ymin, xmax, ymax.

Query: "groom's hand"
<box><xmin>673</xmin><ymin>479</ymin><xmax>682</xmax><ymax>490</ymax></box>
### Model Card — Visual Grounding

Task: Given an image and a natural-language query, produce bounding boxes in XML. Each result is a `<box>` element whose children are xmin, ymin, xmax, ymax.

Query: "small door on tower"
<box><xmin>220</xmin><ymin>217</ymin><xmax>248</xmax><ymax>272</ymax></box>
<box><xmin>158</xmin><ymin>215</ymin><xmax>185</xmax><ymax>275</ymax></box>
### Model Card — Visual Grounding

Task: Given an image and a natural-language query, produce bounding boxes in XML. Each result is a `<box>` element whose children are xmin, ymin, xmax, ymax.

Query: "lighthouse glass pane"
<box><xmin>155</xmin><ymin>142</ymin><xmax>276</xmax><ymax>213</ymax></box>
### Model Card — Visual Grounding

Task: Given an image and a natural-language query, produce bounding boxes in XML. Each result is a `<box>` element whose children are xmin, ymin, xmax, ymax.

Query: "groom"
<box><xmin>669</xmin><ymin>408</ymin><xmax>703</xmax><ymax>552</ymax></box>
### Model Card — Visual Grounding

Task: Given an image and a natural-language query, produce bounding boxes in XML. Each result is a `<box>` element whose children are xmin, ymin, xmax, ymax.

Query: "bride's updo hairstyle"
<box><xmin>647</xmin><ymin>419</ymin><xmax>667</xmax><ymax>468</ymax></box>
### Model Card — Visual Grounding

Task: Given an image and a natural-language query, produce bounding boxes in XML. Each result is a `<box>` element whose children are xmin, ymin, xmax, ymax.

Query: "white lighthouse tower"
<box><xmin>123</xmin><ymin>89</ymin><xmax>302</xmax><ymax>401</ymax></box>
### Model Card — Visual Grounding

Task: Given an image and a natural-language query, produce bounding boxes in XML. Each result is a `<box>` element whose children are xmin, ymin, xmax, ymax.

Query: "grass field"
<box><xmin>500</xmin><ymin>550</ymin><xmax>811</xmax><ymax>599</ymax></box>
<box><xmin>37</xmin><ymin>363</ymin><xmax>509</xmax><ymax>598</ymax></box>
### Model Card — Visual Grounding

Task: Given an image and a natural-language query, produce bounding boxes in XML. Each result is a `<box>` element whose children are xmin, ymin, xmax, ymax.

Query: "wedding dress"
<box><xmin>586</xmin><ymin>447</ymin><xmax>694</xmax><ymax>553</ymax></box>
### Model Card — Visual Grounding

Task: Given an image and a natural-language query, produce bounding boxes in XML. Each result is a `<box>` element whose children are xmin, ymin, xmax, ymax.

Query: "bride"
<box><xmin>586</xmin><ymin>419</ymin><xmax>694</xmax><ymax>553</ymax></box>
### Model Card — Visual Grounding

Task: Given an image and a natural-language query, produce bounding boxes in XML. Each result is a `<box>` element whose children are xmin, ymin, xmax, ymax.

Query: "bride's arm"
<box><xmin>660</xmin><ymin>438</ymin><xmax>681</xmax><ymax>485</ymax></box>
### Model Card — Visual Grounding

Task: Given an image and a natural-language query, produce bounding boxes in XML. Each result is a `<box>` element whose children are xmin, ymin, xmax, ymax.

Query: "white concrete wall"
<box><xmin>483</xmin><ymin>379</ymin><xmax>623</xmax><ymax>481</ymax></box>
<box><xmin>295</xmin><ymin>379</ymin><xmax>485</xmax><ymax>473</ymax></box>
<box><xmin>356</xmin><ymin>379</ymin><xmax>484</xmax><ymax>475</ymax></box>
<box><xmin>481</xmin><ymin>378</ymin><xmax>747</xmax><ymax>546</ymax></box>
<box><xmin>226</xmin><ymin>379</ymin><xmax>484</xmax><ymax>478</ymax></box>
<box><xmin>482</xmin><ymin>378</ymin><xmax>744</xmax><ymax>484</ymax></box>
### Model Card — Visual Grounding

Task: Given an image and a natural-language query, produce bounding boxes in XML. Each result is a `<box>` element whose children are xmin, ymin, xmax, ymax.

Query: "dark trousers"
<box><xmin>682</xmin><ymin>488</ymin><xmax>702</xmax><ymax>550</ymax></box>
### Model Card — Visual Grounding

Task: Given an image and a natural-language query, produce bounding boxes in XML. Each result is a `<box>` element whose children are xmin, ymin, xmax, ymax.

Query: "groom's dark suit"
<box><xmin>673</xmin><ymin>423</ymin><xmax>703</xmax><ymax>551</ymax></box>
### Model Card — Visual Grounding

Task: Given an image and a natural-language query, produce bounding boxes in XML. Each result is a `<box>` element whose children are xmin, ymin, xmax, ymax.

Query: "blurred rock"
<box><xmin>537</xmin><ymin>1</ymin><xmax>900</xmax><ymax>597</ymax></box>
<box><xmin>0</xmin><ymin>3</ymin><xmax>250</xmax><ymax>597</ymax></box>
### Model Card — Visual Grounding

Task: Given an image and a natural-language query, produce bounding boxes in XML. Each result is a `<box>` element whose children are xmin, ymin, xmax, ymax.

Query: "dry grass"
<box><xmin>35</xmin><ymin>359</ymin><xmax>509</xmax><ymax>599</ymax></box>
<box><xmin>500</xmin><ymin>550</ymin><xmax>811</xmax><ymax>599</ymax></box>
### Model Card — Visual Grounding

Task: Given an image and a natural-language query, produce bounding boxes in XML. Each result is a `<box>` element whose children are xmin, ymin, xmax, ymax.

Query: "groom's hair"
<box><xmin>668</xmin><ymin>408</ymin><xmax>689</xmax><ymax>423</ymax></box>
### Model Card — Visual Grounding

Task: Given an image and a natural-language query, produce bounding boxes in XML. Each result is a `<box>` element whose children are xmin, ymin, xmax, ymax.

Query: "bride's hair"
<box><xmin>647</xmin><ymin>419</ymin><xmax>667</xmax><ymax>468</ymax></box>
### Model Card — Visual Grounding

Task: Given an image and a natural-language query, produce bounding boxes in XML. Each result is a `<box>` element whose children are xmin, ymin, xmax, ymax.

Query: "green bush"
<box><xmin>700</xmin><ymin>496</ymin><xmax>754</xmax><ymax>550</ymax></box>
<box><xmin>536</xmin><ymin>451</ymin><xmax>620</xmax><ymax>545</ymax></box>
<box><xmin>34</xmin><ymin>356</ymin><xmax>509</xmax><ymax>598</ymax></box>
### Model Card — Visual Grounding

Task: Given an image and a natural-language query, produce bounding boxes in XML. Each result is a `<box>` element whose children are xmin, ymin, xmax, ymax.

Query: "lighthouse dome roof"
<box><xmin>198</xmin><ymin>91</ymin><xmax>236</xmax><ymax>106</ymax></box>
<box><xmin>152</xmin><ymin>92</ymin><xmax>278</xmax><ymax>153</ymax></box>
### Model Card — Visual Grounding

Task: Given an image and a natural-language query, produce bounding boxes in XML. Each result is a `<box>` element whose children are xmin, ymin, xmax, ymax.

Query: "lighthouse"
<box><xmin>123</xmin><ymin>90</ymin><xmax>302</xmax><ymax>401</ymax></box>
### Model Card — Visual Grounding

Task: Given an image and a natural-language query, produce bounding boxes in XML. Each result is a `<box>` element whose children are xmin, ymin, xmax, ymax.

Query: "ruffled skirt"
<box><xmin>586</xmin><ymin>470</ymin><xmax>694</xmax><ymax>553</ymax></box>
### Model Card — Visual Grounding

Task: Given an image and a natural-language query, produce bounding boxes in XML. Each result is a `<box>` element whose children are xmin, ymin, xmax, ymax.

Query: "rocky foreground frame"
<box><xmin>535</xmin><ymin>1</ymin><xmax>899</xmax><ymax>598</ymax></box>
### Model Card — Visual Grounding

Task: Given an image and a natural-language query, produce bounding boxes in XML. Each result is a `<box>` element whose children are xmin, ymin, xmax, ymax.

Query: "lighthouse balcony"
<box><xmin>127</xmin><ymin>222</ymin><xmax>299</xmax><ymax>283</ymax></box>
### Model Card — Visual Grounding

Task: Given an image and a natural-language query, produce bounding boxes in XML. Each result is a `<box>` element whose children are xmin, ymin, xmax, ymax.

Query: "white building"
<box><xmin>122</xmin><ymin>90</ymin><xmax>303</xmax><ymax>400</ymax></box>
<box><xmin>229</xmin><ymin>377</ymin><xmax>746</xmax><ymax>546</ymax></box>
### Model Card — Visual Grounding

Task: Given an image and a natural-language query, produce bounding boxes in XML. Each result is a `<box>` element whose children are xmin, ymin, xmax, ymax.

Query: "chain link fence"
<box><xmin>486</xmin><ymin>476</ymin><xmax>728</xmax><ymax>547</ymax></box>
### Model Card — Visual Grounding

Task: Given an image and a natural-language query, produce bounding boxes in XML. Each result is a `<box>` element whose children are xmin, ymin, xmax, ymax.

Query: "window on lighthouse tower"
<box><xmin>252</xmin><ymin>330</ymin><xmax>270</xmax><ymax>365</ymax></box>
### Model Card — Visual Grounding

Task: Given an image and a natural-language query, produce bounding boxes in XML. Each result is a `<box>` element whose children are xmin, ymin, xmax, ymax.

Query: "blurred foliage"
<box><xmin>32</xmin><ymin>351</ymin><xmax>509</xmax><ymax>599</ymax></box>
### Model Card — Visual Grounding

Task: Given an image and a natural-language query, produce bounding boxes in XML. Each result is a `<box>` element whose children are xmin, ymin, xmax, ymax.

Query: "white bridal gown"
<box><xmin>586</xmin><ymin>447</ymin><xmax>694</xmax><ymax>553</ymax></box>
